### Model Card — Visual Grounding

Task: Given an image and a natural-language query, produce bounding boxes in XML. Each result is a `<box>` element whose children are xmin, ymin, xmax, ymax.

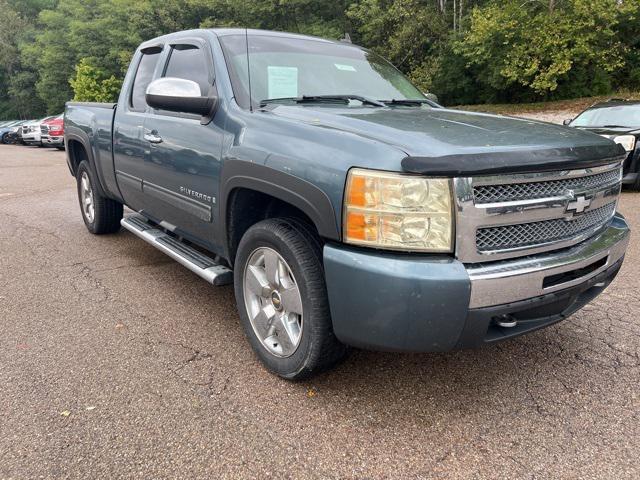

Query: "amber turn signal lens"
<box><xmin>347</xmin><ymin>176</ymin><xmax>367</xmax><ymax>207</ymax></box>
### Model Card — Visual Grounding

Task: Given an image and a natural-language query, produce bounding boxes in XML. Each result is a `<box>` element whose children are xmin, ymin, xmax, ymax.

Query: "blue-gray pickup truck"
<box><xmin>64</xmin><ymin>29</ymin><xmax>630</xmax><ymax>379</ymax></box>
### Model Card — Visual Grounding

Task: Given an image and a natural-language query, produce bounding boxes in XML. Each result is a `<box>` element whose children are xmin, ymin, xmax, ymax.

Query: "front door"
<box><xmin>140</xmin><ymin>40</ymin><xmax>223</xmax><ymax>247</ymax></box>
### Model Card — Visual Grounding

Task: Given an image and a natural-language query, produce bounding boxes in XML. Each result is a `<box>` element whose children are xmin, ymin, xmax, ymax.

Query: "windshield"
<box><xmin>218</xmin><ymin>34</ymin><xmax>426</xmax><ymax>109</ymax></box>
<box><xmin>572</xmin><ymin>104</ymin><xmax>640</xmax><ymax>128</ymax></box>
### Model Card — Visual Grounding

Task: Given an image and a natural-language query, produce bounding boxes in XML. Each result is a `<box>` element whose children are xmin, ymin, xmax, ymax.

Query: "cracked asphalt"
<box><xmin>0</xmin><ymin>144</ymin><xmax>639</xmax><ymax>479</ymax></box>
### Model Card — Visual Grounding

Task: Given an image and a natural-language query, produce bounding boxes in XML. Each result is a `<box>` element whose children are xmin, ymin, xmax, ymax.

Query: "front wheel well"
<box><xmin>226</xmin><ymin>188</ymin><xmax>323</xmax><ymax>267</ymax></box>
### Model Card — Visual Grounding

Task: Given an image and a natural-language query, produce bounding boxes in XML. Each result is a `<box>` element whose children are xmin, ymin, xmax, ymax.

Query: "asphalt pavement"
<box><xmin>0</xmin><ymin>145</ymin><xmax>638</xmax><ymax>479</ymax></box>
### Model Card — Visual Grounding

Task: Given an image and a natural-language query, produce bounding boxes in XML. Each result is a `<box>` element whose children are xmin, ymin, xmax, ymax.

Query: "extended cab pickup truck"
<box><xmin>65</xmin><ymin>29</ymin><xmax>630</xmax><ymax>379</ymax></box>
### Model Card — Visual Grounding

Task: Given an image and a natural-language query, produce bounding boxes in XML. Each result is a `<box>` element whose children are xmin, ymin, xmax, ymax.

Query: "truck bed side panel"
<box><xmin>64</xmin><ymin>102</ymin><xmax>123</xmax><ymax>202</ymax></box>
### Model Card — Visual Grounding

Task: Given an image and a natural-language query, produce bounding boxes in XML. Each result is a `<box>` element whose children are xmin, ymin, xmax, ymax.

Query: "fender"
<box><xmin>220</xmin><ymin>160</ymin><xmax>341</xmax><ymax>250</ymax></box>
<box><xmin>65</xmin><ymin>126</ymin><xmax>111</xmax><ymax>199</ymax></box>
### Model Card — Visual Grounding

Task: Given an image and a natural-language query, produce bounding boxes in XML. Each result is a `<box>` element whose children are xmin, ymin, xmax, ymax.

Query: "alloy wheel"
<box><xmin>243</xmin><ymin>247</ymin><xmax>303</xmax><ymax>357</ymax></box>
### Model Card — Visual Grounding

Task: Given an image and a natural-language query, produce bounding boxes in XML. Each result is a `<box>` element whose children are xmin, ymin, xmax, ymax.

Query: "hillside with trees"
<box><xmin>1</xmin><ymin>0</ymin><xmax>639</xmax><ymax>118</ymax></box>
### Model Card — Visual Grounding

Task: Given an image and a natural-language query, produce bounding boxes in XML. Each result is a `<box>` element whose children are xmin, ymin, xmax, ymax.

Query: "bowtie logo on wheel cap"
<box><xmin>566</xmin><ymin>195</ymin><xmax>592</xmax><ymax>215</ymax></box>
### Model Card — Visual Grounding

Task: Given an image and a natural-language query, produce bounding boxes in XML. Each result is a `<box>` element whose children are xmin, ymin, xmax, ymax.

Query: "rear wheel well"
<box><xmin>67</xmin><ymin>140</ymin><xmax>88</xmax><ymax>175</ymax></box>
<box><xmin>226</xmin><ymin>188</ymin><xmax>323</xmax><ymax>266</ymax></box>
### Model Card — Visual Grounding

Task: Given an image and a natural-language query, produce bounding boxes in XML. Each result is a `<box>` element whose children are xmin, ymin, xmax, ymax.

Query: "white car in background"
<box><xmin>21</xmin><ymin>116</ymin><xmax>55</xmax><ymax>146</ymax></box>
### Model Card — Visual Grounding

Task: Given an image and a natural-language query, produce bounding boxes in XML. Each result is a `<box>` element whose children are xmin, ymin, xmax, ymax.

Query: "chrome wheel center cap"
<box><xmin>270</xmin><ymin>290</ymin><xmax>283</xmax><ymax>311</ymax></box>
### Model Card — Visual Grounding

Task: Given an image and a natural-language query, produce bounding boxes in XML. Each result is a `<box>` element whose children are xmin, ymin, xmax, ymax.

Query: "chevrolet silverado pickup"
<box><xmin>64</xmin><ymin>29</ymin><xmax>630</xmax><ymax>379</ymax></box>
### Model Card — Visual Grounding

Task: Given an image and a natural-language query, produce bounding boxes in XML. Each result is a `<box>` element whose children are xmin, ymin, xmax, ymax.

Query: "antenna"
<box><xmin>245</xmin><ymin>28</ymin><xmax>253</xmax><ymax>112</ymax></box>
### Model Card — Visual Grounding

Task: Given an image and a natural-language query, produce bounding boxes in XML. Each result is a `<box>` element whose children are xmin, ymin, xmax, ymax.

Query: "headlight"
<box><xmin>613</xmin><ymin>135</ymin><xmax>636</xmax><ymax>152</ymax></box>
<box><xmin>344</xmin><ymin>168</ymin><xmax>453</xmax><ymax>252</ymax></box>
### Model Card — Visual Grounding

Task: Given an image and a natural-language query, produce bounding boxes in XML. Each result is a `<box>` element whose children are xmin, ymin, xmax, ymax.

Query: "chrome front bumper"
<box><xmin>467</xmin><ymin>214</ymin><xmax>629</xmax><ymax>308</ymax></box>
<box><xmin>42</xmin><ymin>136</ymin><xmax>63</xmax><ymax>145</ymax></box>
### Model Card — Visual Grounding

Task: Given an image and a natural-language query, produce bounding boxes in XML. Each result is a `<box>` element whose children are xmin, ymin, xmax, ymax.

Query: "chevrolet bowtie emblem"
<box><xmin>566</xmin><ymin>195</ymin><xmax>592</xmax><ymax>214</ymax></box>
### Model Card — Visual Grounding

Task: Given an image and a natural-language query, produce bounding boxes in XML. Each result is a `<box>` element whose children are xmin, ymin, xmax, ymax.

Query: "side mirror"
<box><xmin>424</xmin><ymin>92</ymin><xmax>439</xmax><ymax>104</ymax></box>
<box><xmin>146</xmin><ymin>78</ymin><xmax>215</xmax><ymax>116</ymax></box>
<box><xmin>563</xmin><ymin>118</ymin><xmax>572</xmax><ymax>126</ymax></box>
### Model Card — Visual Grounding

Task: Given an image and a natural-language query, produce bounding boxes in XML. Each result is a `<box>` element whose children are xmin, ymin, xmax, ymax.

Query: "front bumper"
<box><xmin>22</xmin><ymin>133</ymin><xmax>41</xmax><ymax>143</ymax></box>
<box><xmin>42</xmin><ymin>135</ymin><xmax>64</xmax><ymax>146</ymax></box>
<box><xmin>323</xmin><ymin>214</ymin><xmax>629</xmax><ymax>352</ymax></box>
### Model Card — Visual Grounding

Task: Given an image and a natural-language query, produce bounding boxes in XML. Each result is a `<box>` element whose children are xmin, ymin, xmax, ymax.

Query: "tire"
<box><xmin>234</xmin><ymin>218</ymin><xmax>347</xmax><ymax>380</ymax></box>
<box><xmin>76</xmin><ymin>160</ymin><xmax>123</xmax><ymax>234</ymax></box>
<box><xmin>1</xmin><ymin>133</ymin><xmax>8</xmax><ymax>144</ymax></box>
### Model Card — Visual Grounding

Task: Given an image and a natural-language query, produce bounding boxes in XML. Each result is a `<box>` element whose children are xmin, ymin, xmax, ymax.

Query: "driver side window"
<box><xmin>164</xmin><ymin>45</ymin><xmax>211</xmax><ymax>96</ymax></box>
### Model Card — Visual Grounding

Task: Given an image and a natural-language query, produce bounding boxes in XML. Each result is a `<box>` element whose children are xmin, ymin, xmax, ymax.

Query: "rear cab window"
<box><xmin>130</xmin><ymin>47</ymin><xmax>162</xmax><ymax>111</ymax></box>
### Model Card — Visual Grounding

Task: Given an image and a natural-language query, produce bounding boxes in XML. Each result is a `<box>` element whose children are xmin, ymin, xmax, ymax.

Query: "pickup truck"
<box><xmin>64</xmin><ymin>29</ymin><xmax>630</xmax><ymax>379</ymax></box>
<box><xmin>41</xmin><ymin>114</ymin><xmax>65</xmax><ymax>149</ymax></box>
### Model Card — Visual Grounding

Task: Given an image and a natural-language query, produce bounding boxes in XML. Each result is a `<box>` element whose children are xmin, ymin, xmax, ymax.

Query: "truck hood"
<box><xmin>268</xmin><ymin>105</ymin><xmax>625</xmax><ymax>175</ymax></box>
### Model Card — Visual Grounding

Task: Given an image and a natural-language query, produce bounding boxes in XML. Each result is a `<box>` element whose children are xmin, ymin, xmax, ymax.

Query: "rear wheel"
<box><xmin>234</xmin><ymin>218</ymin><xmax>347</xmax><ymax>379</ymax></box>
<box><xmin>76</xmin><ymin>160</ymin><xmax>123</xmax><ymax>234</ymax></box>
<box><xmin>1</xmin><ymin>133</ymin><xmax>9</xmax><ymax>144</ymax></box>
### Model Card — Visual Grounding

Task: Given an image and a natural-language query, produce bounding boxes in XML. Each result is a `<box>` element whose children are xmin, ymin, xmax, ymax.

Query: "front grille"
<box><xmin>474</xmin><ymin>168</ymin><xmax>621</xmax><ymax>203</ymax></box>
<box><xmin>476</xmin><ymin>202</ymin><xmax>616</xmax><ymax>251</ymax></box>
<box><xmin>40</xmin><ymin>125</ymin><xmax>49</xmax><ymax>134</ymax></box>
<box><xmin>455</xmin><ymin>160</ymin><xmax>625</xmax><ymax>263</ymax></box>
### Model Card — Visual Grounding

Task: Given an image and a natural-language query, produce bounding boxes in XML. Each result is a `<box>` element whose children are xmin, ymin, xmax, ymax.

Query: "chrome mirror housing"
<box><xmin>145</xmin><ymin>77</ymin><xmax>214</xmax><ymax>115</ymax></box>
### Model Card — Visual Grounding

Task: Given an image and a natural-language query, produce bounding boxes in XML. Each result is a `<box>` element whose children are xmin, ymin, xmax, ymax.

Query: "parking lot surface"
<box><xmin>0</xmin><ymin>144</ymin><xmax>639</xmax><ymax>479</ymax></box>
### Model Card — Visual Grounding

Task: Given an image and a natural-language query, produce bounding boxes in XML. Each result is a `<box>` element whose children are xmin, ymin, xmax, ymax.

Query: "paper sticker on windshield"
<box><xmin>335</xmin><ymin>64</ymin><xmax>357</xmax><ymax>72</ymax></box>
<box><xmin>268</xmin><ymin>66</ymin><xmax>298</xmax><ymax>99</ymax></box>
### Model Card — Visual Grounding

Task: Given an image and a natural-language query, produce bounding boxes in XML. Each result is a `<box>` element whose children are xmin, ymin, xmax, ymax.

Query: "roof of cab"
<box><xmin>211</xmin><ymin>28</ymin><xmax>340</xmax><ymax>44</ymax></box>
<box><xmin>138</xmin><ymin>28</ymin><xmax>349</xmax><ymax>50</ymax></box>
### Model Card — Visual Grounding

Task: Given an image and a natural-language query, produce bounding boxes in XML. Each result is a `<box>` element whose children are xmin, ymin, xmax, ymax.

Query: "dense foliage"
<box><xmin>1</xmin><ymin>0</ymin><xmax>639</xmax><ymax>118</ymax></box>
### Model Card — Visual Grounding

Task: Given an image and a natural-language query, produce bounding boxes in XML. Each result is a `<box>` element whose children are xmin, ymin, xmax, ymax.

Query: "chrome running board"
<box><xmin>121</xmin><ymin>213</ymin><xmax>233</xmax><ymax>286</ymax></box>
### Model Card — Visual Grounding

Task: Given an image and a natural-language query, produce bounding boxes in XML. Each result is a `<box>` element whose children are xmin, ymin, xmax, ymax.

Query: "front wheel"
<box><xmin>1</xmin><ymin>133</ymin><xmax>9</xmax><ymax>144</ymax></box>
<box><xmin>234</xmin><ymin>218</ymin><xmax>347</xmax><ymax>379</ymax></box>
<box><xmin>76</xmin><ymin>160</ymin><xmax>123</xmax><ymax>234</ymax></box>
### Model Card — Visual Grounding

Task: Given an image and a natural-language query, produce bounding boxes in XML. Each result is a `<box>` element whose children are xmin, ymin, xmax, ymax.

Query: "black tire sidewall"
<box><xmin>234</xmin><ymin>219</ymin><xmax>330</xmax><ymax>379</ymax></box>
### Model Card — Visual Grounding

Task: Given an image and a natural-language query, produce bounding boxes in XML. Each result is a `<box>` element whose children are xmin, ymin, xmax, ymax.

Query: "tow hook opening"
<box><xmin>493</xmin><ymin>314</ymin><xmax>517</xmax><ymax>328</ymax></box>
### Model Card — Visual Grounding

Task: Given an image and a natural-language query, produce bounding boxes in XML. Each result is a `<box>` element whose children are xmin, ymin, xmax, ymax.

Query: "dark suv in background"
<box><xmin>566</xmin><ymin>99</ymin><xmax>640</xmax><ymax>189</ymax></box>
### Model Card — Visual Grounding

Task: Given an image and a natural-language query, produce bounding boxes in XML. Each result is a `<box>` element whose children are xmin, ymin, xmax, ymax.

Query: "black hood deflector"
<box><xmin>401</xmin><ymin>143</ymin><xmax>627</xmax><ymax>176</ymax></box>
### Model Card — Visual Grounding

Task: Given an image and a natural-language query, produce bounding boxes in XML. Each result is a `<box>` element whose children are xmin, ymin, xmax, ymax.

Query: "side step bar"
<box><xmin>121</xmin><ymin>213</ymin><xmax>233</xmax><ymax>286</ymax></box>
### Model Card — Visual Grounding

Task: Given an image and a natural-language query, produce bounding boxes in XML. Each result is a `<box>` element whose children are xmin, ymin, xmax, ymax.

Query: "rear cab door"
<box><xmin>113</xmin><ymin>42</ymin><xmax>164</xmax><ymax>211</ymax></box>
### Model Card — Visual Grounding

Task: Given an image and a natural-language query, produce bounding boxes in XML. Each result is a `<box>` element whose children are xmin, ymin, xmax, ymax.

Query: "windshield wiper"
<box><xmin>380</xmin><ymin>99</ymin><xmax>440</xmax><ymax>107</ymax></box>
<box><xmin>259</xmin><ymin>95</ymin><xmax>386</xmax><ymax>107</ymax></box>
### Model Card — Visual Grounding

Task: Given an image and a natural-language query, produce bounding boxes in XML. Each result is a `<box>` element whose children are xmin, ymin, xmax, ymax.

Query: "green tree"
<box><xmin>70</xmin><ymin>58</ymin><xmax>122</xmax><ymax>102</ymax></box>
<box><xmin>456</xmin><ymin>0</ymin><xmax>625</xmax><ymax>100</ymax></box>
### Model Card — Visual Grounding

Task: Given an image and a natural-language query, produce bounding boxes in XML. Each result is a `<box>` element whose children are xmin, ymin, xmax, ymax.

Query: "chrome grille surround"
<box><xmin>454</xmin><ymin>160</ymin><xmax>624</xmax><ymax>263</ymax></box>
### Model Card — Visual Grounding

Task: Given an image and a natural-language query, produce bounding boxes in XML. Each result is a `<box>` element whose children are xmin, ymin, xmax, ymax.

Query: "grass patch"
<box><xmin>456</xmin><ymin>91</ymin><xmax>640</xmax><ymax>115</ymax></box>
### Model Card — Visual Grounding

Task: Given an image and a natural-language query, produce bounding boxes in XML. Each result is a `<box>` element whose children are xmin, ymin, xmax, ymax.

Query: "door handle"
<box><xmin>144</xmin><ymin>131</ymin><xmax>163</xmax><ymax>144</ymax></box>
